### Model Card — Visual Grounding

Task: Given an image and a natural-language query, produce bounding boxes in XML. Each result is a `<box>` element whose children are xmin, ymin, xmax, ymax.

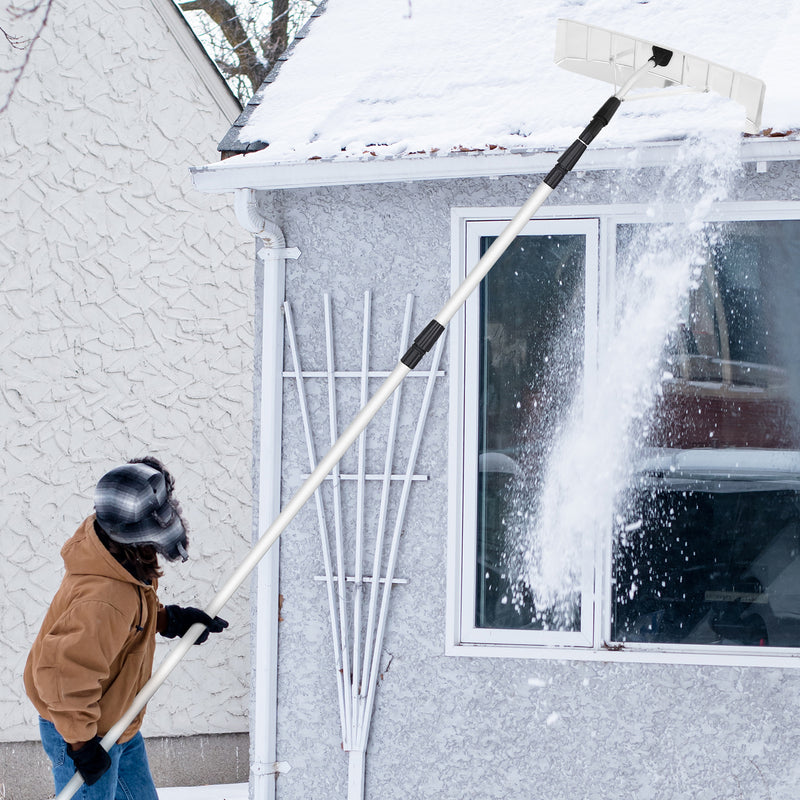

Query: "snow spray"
<box><xmin>505</xmin><ymin>133</ymin><xmax>743</xmax><ymax>629</ymax></box>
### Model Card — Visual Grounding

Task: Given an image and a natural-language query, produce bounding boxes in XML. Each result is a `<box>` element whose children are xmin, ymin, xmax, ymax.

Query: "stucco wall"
<box><xmin>0</xmin><ymin>0</ymin><xmax>253</xmax><ymax>743</ymax></box>
<box><xmin>255</xmin><ymin>155</ymin><xmax>800</xmax><ymax>799</ymax></box>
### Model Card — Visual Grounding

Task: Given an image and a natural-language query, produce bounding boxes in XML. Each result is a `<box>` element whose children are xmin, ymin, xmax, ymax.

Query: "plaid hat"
<box><xmin>94</xmin><ymin>462</ymin><xmax>188</xmax><ymax>561</ymax></box>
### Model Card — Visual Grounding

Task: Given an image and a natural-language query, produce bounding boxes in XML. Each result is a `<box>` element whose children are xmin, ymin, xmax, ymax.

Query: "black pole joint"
<box><xmin>651</xmin><ymin>46</ymin><xmax>673</xmax><ymax>67</ymax></box>
<box><xmin>401</xmin><ymin>319</ymin><xmax>445</xmax><ymax>369</ymax></box>
<box><xmin>544</xmin><ymin>95</ymin><xmax>622</xmax><ymax>190</ymax></box>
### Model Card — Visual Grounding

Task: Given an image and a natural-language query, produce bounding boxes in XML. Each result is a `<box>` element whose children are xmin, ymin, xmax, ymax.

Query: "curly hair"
<box><xmin>94</xmin><ymin>520</ymin><xmax>163</xmax><ymax>584</ymax></box>
<box><xmin>129</xmin><ymin>455</ymin><xmax>175</xmax><ymax>495</ymax></box>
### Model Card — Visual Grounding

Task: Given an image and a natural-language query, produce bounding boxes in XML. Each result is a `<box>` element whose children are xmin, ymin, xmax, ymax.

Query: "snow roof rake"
<box><xmin>555</xmin><ymin>19</ymin><xmax>765</xmax><ymax>135</ymax></box>
<box><xmin>55</xmin><ymin>21</ymin><xmax>765</xmax><ymax>800</ymax></box>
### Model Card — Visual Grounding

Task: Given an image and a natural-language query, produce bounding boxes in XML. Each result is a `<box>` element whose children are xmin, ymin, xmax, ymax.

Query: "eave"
<box><xmin>191</xmin><ymin>136</ymin><xmax>800</xmax><ymax>194</ymax></box>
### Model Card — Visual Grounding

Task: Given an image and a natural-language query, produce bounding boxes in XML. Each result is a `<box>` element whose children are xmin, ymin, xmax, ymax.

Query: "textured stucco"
<box><xmin>254</xmin><ymin>156</ymin><xmax>800</xmax><ymax>799</ymax></box>
<box><xmin>0</xmin><ymin>0</ymin><xmax>253</xmax><ymax>743</ymax></box>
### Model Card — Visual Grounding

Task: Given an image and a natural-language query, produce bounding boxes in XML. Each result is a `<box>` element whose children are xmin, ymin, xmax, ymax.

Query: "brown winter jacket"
<box><xmin>24</xmin><ymin>516</ymin><xmax>162</xmax><ymax>744</ymax></box>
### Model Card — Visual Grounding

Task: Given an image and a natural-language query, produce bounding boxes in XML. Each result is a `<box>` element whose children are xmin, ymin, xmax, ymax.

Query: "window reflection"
<box><xmin>477</xmin><ymin>233</ymin><xmax>585</xmax><ymax>630</ymax></box>
<box><xmin>613</xmin><ymin>220</ymin><xmax>800</xmax><ymax>648</ymax></box>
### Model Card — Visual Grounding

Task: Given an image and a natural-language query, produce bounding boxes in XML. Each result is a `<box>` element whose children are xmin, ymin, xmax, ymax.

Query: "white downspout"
<box><xmin>235</xmin><ymin>188</ymin><xmax>299</xmax><ymax>800</ymax></box>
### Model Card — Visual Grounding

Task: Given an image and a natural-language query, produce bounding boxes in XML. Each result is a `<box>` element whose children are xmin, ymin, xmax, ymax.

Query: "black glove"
<box><xmin>161</xmin><ymin>605</ymin><xmax>228</xmax><ymax>645</ymax></box>
<box><xmin>68</xmin><ymin>738</ymin><xmax>112</xmax><ymax>786</ymax></box>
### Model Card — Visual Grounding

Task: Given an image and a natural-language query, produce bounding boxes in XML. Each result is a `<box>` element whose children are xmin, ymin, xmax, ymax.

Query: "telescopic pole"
<box><xmin>54</xmin><ymin>56</ymin><xmax>661</xmax><ymax>800</ymax></box>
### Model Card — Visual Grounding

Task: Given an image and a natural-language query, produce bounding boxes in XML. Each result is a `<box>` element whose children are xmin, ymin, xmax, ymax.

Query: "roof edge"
<box><xmin>217</xmin><ymin>1</ymin><xmax>328</xmax><ymax>157</ymax></box>
<box><xmin>150</xmin><ymin>0</ymin><xmax>242</xmax><ymax>122</ymax></box>
<box><xmin>192</xmin><ymin>137</ymin><xmax>800</xmax><ymax>194</ymax></box>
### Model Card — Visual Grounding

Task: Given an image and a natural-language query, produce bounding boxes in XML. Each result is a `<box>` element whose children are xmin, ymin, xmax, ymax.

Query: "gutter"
<box><xmin>235</xmin><ymin>189</ymin><xmax>299</xmax><ymax>800</ymax></box>
<box><xmin>192</xmin><ymin>137</ymin><xmax>800</xmax><ymax>193</ymax></box>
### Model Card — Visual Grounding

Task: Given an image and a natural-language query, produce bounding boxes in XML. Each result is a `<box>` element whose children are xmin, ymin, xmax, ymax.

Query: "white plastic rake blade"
<box><xmin>554</xmin><ymin>19</ymin><xmax>766</xmax><ymax>134</ymax></box>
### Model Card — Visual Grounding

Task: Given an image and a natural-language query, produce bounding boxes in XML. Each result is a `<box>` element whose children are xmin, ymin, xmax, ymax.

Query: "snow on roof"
<box><xmin>220</xmin><ymin>0</ymin><xmax>799</xmax><ymax>168</ymax></box>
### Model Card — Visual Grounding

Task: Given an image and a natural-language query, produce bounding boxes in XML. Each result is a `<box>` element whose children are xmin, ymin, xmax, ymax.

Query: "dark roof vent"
<box><xmin>221</xmin><ymin>140</ymin><xmax>269</xmax><ymax>160</ymax></box>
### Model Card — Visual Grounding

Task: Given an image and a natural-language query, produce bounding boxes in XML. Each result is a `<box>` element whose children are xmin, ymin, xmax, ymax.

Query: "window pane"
<box><xmin>477</xmin><ymin>234</ymin><xmax>585</xmax><ymax>630</ymax></box>
<box><xmin>613</xmin><ymin>220</ymin><xmax>800</xmax><ymax>648</ymax></box>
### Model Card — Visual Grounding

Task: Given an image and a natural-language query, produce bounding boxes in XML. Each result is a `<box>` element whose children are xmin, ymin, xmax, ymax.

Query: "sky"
<box><xmin>231</xmin><ymin>0</ymin><xmax>800</xmax><ymax>166</ymax></box>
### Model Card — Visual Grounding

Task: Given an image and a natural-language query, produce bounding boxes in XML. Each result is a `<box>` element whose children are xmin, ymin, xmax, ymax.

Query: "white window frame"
<box><xmin>447</xmin><ymin>201</ymin><xmax>800</xmax><ymax>668</ymax></box>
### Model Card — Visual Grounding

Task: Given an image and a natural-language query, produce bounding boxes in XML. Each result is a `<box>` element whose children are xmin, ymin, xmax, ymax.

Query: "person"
<box><xmin>24</xmin><ymin>456</ymin><xmax>229</xmax><ymax>798</ymax></box>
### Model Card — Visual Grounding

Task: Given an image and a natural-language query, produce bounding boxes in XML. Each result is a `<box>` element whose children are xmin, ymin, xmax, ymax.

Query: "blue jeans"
<box><xmin>40</xmin><ymin>718</ymin><xmax>159</xmax><ymax>800</ymax></box>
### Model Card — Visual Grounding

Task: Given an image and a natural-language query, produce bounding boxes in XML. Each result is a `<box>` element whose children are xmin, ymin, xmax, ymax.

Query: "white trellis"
<box><xmin>284</xmin><ymin>291</ymin><xmax>445</xmax><ymax>800</ymax></box>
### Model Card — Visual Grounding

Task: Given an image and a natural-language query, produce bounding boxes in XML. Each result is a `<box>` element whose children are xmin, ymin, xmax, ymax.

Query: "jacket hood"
<box><xmin>61</xmin><ymin>516</ymin><xmax>147</xmax><ymax>586</ymax></box>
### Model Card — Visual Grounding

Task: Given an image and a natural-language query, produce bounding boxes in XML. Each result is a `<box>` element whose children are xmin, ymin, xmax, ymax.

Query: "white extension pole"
<box><xmin>54</xmin><ymin>41</ymin><xmax>765</xmax><ymax>795</ymax></box>
<box><xmin>54</xmin><ymin>177</ymin><xmax>555</xmax><ymax>800</ymax></box>
<box><xmin>58</xmin><ymin>54</ymin><xmax>672</xmax><ymax>794</ymax></box>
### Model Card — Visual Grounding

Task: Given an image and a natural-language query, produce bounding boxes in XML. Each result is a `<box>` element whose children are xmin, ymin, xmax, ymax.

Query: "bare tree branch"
<box><xmin>178</xmin><ymin>0</ymin><xmax>268</xmax><ymax>95</ymax></box>
<box><xmin>1</xmin><ymin>0</ymin><xmax>55</xmax><ymax>113</ymax></box>
<box><xmin>264</xmin><ymin>0</ymin><xmax>288</xmax><ymax>64</ymax></box>
<box><xmin>179</xmin><ymin>0</ymin><xmax>317</xmax><ymax>103</ymax></box>
<box><xmin>2</xmin><ymin>25</ymin><xmax>27</xmax><ymax>48</ymax></box>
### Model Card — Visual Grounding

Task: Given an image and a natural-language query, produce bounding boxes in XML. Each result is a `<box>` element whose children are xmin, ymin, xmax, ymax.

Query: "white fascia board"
<box><xmin>192</xmin><ymin>137</ymin><xmax>800</xmax><ymax>193</ymax></box>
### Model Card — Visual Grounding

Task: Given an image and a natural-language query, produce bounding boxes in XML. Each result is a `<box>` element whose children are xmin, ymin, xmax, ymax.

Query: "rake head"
<box><xmin>555</xmin><ymin>19</ymin><xmax>766</xmax><ymax>134</ymax></box>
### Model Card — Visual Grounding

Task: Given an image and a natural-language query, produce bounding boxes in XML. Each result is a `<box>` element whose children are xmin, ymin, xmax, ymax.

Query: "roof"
<box><xmin>203</xmin><ymin>0</ymin><xmax>800</xmax><ymax>187</ymax></box>
<box><xmin>217</xmin><ymin>1</ymin><xmax>326</xmax><ymax>157</ymax></box>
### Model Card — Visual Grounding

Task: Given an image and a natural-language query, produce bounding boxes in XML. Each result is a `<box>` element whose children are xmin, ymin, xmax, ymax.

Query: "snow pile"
<box><xmin>507</xmin><ymin>131</ymin><xmax>742</xmax><ymax>624</ymax></box>
<box><xmin>235</xmin><ymin>0</ymin><xmax>799</xmax><ymax>165</ymax></box>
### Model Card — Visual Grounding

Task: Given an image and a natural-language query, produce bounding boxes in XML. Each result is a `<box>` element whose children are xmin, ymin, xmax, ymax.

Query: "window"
<box><xmin>451</xmin><ymin>207</ymin><xmax>800</xmax><ymax>663</ymax></box>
